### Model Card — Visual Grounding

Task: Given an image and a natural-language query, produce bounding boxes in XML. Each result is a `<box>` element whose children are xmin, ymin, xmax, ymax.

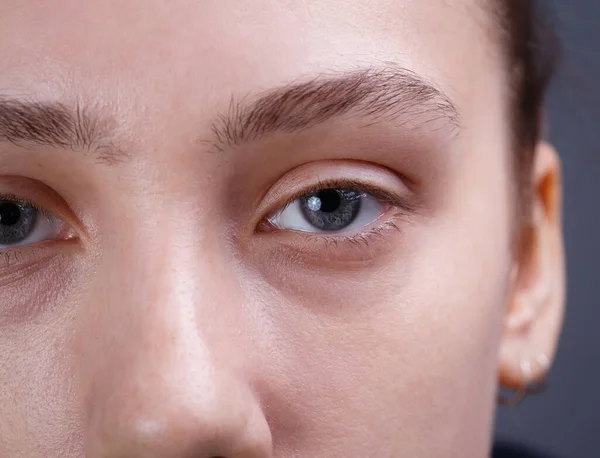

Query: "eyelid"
<box><xmin>0</xmin><ymin>239</ymin><xmax>78</xmax><ymax>272</ymax></box>
<box><xmin>257</xmin><ymin>209</ymin><xmax>407</xmax><ymax>267</ymax></box>
<box><xmin>256</xmin><ymin>161</ymin><xmax>416</xmax><ymax>229</ymax></box>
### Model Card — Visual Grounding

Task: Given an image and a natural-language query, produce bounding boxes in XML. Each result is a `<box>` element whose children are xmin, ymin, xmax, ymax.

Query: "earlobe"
<box><xmin>498</xmin><ymin>142</ymin><xmax>566</xmax><ymax>393</ymax></box>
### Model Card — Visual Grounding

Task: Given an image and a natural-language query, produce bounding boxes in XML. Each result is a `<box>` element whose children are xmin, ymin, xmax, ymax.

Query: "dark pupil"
<box><xmin>0</xmin><ymin>203</ymin><xmax>21</xmax><ymax>226</ymax></box>
<box><xmin>301</xmin><ymin>188</ymin><xmax>362</xmax><ymax>231</ymax></box>
<box><xmin>316</xmin><ymin>189</ymin><xmax>341</xmax><ymax>213</ymax></box>
<box><xmin>0</xmin><ymin>201</ymin><xmax>38</xmax><ymax>245</ymax></box>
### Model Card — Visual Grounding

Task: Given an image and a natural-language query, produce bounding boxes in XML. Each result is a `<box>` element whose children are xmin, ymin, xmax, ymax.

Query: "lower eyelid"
<box><xmin>0</xmin><ymin>243</ymin><xmax>81</xmax><ymax>324</ymax></box>
<box><xmin>257</xmin><ymin>212</ymin><xmax>406</xmax><ymax>270</ymax></box>
<box><xmin>0</xmin><ymin>238</ymin><xmax>79</xmax><ymax>270</ymax></box>
<box><xmin>271</xmin><ymin>207</ymin><xmax>405</xmax><ymax>244</ymax></box>
<box><xmin>0</xmin><ymin>250</ymin><xmax>51</xmax><ymax>287</ymax></box>
<box><xmin>320</xmin><ymin>209</ymin><xmax>403</xmax><ymax>239</ymax></box>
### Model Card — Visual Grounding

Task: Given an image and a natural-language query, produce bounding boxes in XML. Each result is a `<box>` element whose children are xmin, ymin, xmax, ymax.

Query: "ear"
<box><xmin>499</xmin><ymin>142</ymin><xmax>566</xmax><ymax>389</ymax></box>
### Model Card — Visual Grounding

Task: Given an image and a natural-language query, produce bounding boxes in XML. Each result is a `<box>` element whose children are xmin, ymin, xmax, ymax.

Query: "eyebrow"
<box><xmin>0</xmin><ymin>66</ymin><xmax>459</xmax><ymax>163</ymax></box>
<box><xmin>0</xmin><ymin>97</ymin><xmax>125</xmax><ymax>165</ymax></box>
<box><xmin>208</xmin><ymin>66</ymin><xmax>460</xmax><ymax>152</ymax></box>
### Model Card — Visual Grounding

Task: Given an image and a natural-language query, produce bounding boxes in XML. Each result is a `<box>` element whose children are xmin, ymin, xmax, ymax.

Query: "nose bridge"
<box><xmin>83</xmin><ymin>226</ymin><xmax>272</xmax><ymax>457</ymax></box>
<box><xmin>101</xmin><ymin>206</ymin><xmax>237</xmax><ymax>356</ymax></box>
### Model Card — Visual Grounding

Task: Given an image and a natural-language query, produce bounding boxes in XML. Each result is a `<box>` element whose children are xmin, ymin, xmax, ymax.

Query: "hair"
<box><xmin>498</xmin><ymin>0</ymin><xmax>561</xmax><ymax>209</ymax></box>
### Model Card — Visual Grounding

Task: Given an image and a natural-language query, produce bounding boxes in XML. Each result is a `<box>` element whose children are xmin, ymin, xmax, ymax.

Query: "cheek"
<box><xmin>0</xmin><ymin>250</ymin><xmax>87</xmax><ymax>453</ymax></box>
<box><xmin>0</xmin><ymin>319</ymin><xmax>84</xmax><ymax>456</ymax></box>
<box><xmin>251</xmin><ymin>184</ymin><xmax>513</xmax><ymax>455</ymax></box>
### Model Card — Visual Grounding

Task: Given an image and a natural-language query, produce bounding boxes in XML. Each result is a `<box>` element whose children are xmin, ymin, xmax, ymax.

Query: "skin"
<box><xmin>0</xmin><ymin>0</ymin><xmax>565</xmax><ymax>457</ymax></box>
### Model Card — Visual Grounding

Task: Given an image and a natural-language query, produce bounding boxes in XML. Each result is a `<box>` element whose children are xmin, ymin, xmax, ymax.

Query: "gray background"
<box><xmin>494</xmin><ymin>1</ymin><xmax>600</xmax><ymax>456</ymax></box>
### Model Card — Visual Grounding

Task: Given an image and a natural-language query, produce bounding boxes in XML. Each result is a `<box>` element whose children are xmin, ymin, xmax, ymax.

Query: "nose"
<box><xmin>82</xmin><ymin>237</ymin><xmax>273</xmax><ymax>458</ymax></box>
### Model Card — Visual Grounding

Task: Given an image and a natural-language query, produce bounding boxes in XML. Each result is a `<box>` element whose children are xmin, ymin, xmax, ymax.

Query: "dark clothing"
<box><xmin>493</xmin><ymin>443</ymin><xmax>561</xmax><ymax>458</ymax></box>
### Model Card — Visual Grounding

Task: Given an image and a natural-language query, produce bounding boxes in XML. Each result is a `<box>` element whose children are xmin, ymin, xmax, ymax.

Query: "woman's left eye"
<box><xmin>0</xmin><ymin>200</ymin><xmax>64</xmax><ymax>248</ymax></box>
<box><xmin>268</xmin><ymin>188</ymin><xmax>388</xmax><ymax>234</ymax></box>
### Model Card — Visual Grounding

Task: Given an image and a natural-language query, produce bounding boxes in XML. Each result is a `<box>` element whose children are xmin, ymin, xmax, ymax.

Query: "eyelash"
<box><xmin>304</xmin><ymin>214</ymin><xmax>405</xmax><ymax>249</ymax></box>
<box><xmin>0</xmin><ymin>193</ymin><xmax>53</xmax><ymax>219</ymax></box>
<box><xmin>274</xmin><ymin>178</ymin><xmax>413</xmax><ymax>212</ymax></box>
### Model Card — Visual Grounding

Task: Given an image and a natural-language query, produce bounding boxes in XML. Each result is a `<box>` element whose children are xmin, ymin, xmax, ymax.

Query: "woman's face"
<box><xmin>0</xmin><ymin>0</ymin><xmax>565</xmax><ymax>456</ymax></box>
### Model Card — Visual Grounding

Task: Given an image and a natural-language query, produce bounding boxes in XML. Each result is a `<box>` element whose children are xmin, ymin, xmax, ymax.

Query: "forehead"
<box><xmin>0</xmin><ymin>0</ymin><xmax>498</xmax><ymax>99</ymax></box>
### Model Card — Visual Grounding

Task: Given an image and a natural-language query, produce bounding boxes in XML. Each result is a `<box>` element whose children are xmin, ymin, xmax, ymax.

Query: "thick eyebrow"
<box><xmin>208</xmin><ymin>66</ymin><xmax>460</xmax><ymax>152</ymax></box>
<box><xmin>0</xmin><ymin>98</ymin><xmax>125</xmax><ymax>165</ymax></box>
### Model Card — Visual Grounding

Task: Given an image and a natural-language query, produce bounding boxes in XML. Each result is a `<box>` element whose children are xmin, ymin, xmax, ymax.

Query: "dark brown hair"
<box><xmin>499</xmin><ymin>0</ymin><xmax>560</xmax><ymax>200</ymax></box>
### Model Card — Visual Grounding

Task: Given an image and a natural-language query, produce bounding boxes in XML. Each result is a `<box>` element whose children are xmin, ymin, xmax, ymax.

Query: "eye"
<box><xmin>268</xmin><ymin>188</ymin><xmax>387</xmax><ymax>234</ymax></box>
<box><xmin>0</xmin><ymin>200</ymin><xmax>64</xmax><ymax>248</ymax></box>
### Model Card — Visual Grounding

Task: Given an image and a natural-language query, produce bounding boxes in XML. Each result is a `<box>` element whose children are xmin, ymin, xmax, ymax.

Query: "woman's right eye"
<box><xmin>0</xmin><ymin>200</ymin><xmax>66</xmax><ymax>248</ymax></box>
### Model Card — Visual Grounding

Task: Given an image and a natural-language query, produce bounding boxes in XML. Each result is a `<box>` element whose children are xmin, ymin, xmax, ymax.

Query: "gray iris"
<box><xmin>300</xmin><ymin>189</ymin><xmax>362</xmax><ymax>231</ymax></box>
<box><xmin>0</xmin><ymin>201</ymin><xmax>38</xmax><ymax>245</ymax></box>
